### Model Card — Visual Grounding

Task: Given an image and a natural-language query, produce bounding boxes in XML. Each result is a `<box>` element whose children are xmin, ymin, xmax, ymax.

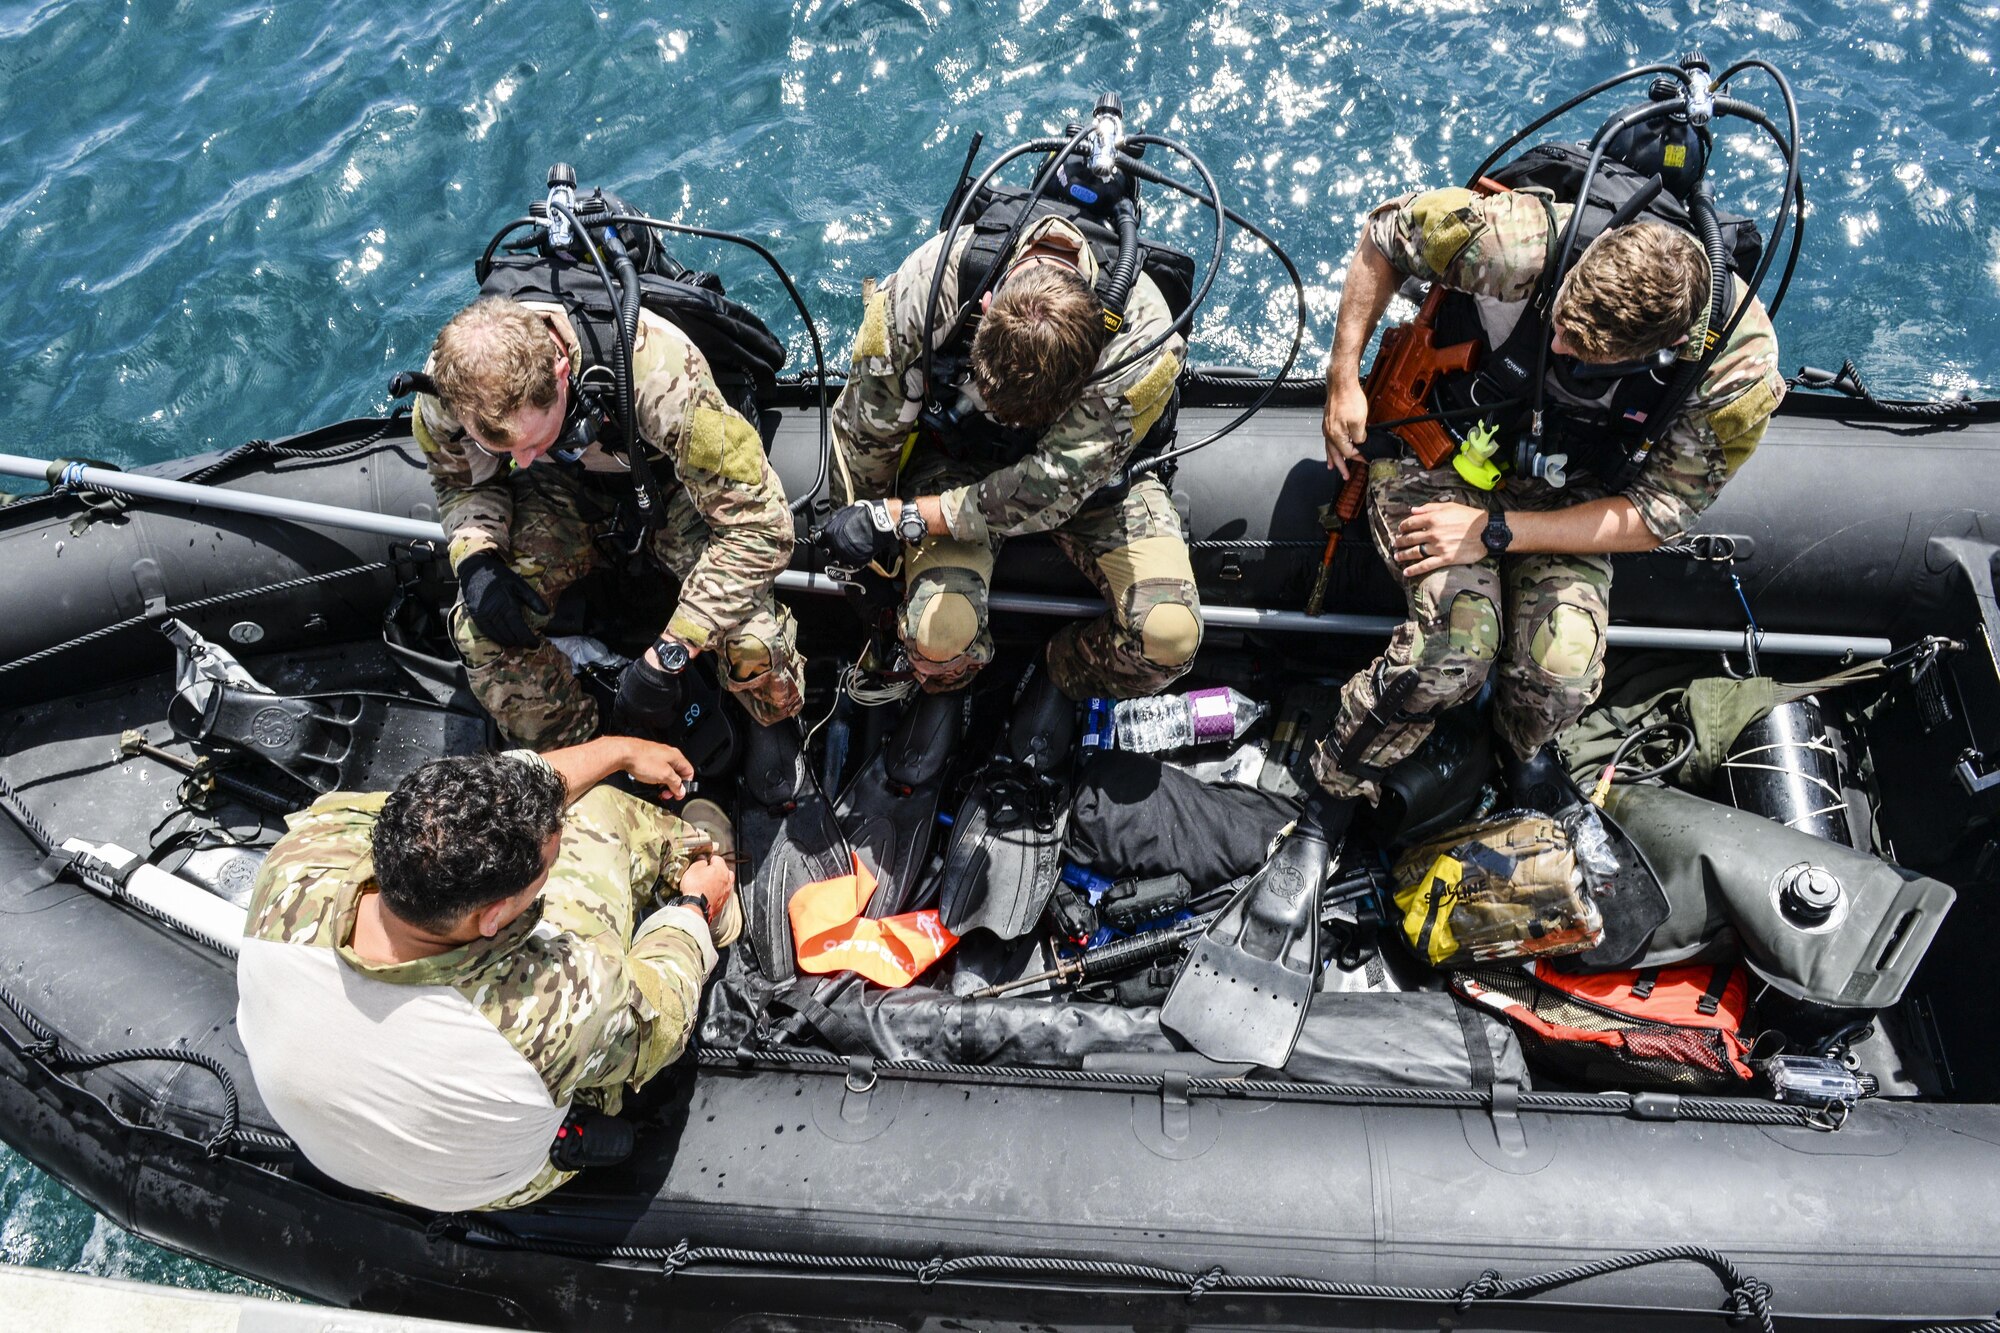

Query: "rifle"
<box><xmin>968</xmin><ymin>869</ymin><xmax>1383</xmax><ymax>999</ymax></box>
<box><xmin>1304</xmin><ymin>285</ymin><xmax>1483</xmax><ymax>615</ymax></box>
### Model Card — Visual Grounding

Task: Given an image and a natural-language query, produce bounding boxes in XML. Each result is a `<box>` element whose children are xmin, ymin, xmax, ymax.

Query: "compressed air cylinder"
<box><xmin>1720</xmin><ymin>698</ymin><xmax>1856</xmax><ymax>847</ymax></box>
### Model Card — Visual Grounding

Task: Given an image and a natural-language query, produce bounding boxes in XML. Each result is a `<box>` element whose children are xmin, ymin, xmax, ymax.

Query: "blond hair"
<box><xmin>429</xmin><ymin>298</ymin><xmax>560</xmax><ymax>445</ymax></box>
<box><xmin>1552</xmin><ymin>222</ymin><xmax>1710</xmax><ymax>363</ymax></box>
<box><xmin>970</xmin><ymin>265</ymin><xmax>1107</xmax><ymax>429</ymax></box>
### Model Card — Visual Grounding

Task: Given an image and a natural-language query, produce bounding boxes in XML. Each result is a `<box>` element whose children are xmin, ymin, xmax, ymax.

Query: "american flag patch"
<box><xmin>1623</xmin><ymin>409</ymin><xmax>1649</xmax><ymax>423</ymax></box>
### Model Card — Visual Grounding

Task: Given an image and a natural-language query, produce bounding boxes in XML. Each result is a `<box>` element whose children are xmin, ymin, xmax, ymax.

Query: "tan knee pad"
<box><xmin>1530</xmin><ymin>603</ymin><xmax>1601</xmax><ymax>681</ymax></box>
<box><xmin>1138</xmin><ymin>601</ymin><xmax>1201</xmax><ymax>666</ymax></box>
<box><xmin>913</xmin><ymin>591</ymin><xmax>980</xmax><ymax>661</ymax></box>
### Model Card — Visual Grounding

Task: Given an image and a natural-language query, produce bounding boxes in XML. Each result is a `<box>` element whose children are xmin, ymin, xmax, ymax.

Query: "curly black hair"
<box><xmin>371</xmin><ymin>754</ymin><xmax>568</xmax><ymax>932</ymax></box>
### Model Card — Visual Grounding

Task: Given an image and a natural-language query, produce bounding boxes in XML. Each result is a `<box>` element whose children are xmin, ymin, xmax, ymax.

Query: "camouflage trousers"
<box><xmin>451</xmin><ymin>467</ymin><xmax>804</xmax><ymax>750</ymax></box>
<box><xmin>1312</xmin><ymin>460</ymin><xmax>1612</xmax><ymax>802</ymax></box>
<box><xmin>896</xmin><ymin>454</ymin><xmax>1203</xmax><ymax>699</ymax></box>
<box><xmin>482</xmin><ymin>786</ymin><xmax>741</xmax><ymax>1211</ymax></box>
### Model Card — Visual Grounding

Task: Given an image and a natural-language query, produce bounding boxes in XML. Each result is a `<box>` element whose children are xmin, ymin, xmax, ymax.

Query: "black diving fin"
<box><xmin>737</xmin><ymin>719</ymin><xmax>853</xmax><ymax>982</ymax></box>
<box><xmin>1160</xmin><ymin>795</ymin><xmax>1350</xmax><ymax>1068</ymax></box>
<box><xmin>833</xmin><ymin>688</ymin><xmax>962</xmax><ymax>918</ymax></box>
<box><xmin>936</xmin><ymin>666</ymin><xmax>1077</xmax><ymax>939</ymax></box>
<box><xmin>164</xmin><ymin>620</ymin><xmax>487</xmax><ymax>795</ymax></box>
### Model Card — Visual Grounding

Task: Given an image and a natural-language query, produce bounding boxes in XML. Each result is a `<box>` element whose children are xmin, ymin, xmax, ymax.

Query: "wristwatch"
<box><xmin>651</xmin><ymin>636</ymin><xmax>692</xmax><ymax>674</ymax></box>
<box><xmin>661</xmin><ymin>892</ymin><xmax>710</xmax><ymax>918</ymax></box>
<box><xmin>1481</xmin><ymin>511</ymin><xmax>1514</xmax><ymax>556</ymax></box>
<box><xmin>894</xmin><ymin>500</ymin><xmax>928</xmax><ymax>546</ymax></box>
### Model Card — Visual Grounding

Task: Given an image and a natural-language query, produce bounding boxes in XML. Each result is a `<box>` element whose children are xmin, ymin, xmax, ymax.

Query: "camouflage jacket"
<box><xmin>1367</xmin><ymin>187</ymin><xmax>1786</xmax><ymax>541</ymax></box>
<box><xmin>241</xmin><ymin>756</ymin><xmax>717</xmax><ymax>1112</ymax></box>
<box><xmin>832</xmin><ymin>215</ymin><xmax>1185</xmax><ymax>544</ymax></box>
<box><xmin>412</xmin><ymin>305</ymin><xmax>794</xmax><ymax>649</ymax></box>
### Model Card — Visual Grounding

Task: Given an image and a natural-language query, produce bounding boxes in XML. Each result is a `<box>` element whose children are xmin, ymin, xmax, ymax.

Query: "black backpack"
<box><xmin>940</xmin><ymin>182</ymin><xmax>1197</xmax><ymax>328</ymax></box>
<box><xmin>476</xmin><ymin>252</ymin><xmax>786</xmax><ymax>420</ymax></box>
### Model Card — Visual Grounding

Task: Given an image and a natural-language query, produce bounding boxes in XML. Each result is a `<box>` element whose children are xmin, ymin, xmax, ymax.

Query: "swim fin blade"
<box><xmin>937</xmin><ymin>667</ymin><xmax>1076</xmax><ymax>939</ymax></box>
<box><xmin>834</xmin><ymin>689</ymin><xmax>962</xmax><ymax>919</ymax></box>
<box><xmin>737</xmin><ymin>719</ymin><xmax>851</xmax><ymax>982</ymax></box>
<box><xmin>1160</xmin><ymin>810</ymin><xmax>1332</xmax><ymax>1069</ymax></box>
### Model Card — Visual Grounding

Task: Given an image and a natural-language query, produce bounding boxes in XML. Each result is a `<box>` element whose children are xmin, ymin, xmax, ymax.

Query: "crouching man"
<box><xmin>236</xmin><ymin>738</ymin><xmax>735</xmax><ymax>1212</ymax></box>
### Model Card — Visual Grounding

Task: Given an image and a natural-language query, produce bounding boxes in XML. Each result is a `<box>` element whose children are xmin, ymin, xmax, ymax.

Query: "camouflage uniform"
<box><xmin>1314</xmin><ymin>187</ymin><xmax>1785</xmax><ymax>800</ymax></box>
<box><xmin>242</xmin><ymin>752</ymin><xmax>736</xmax><ymax>1210</ymax></box>
<box><xmin>832</xmin><ymin>216</ymin><xmax>1199</xmax><ymax>699</ymax></box>
<box><xmin>415</xmin><ymin>304</ymin><xmax>802</xmax><ymax>749</ymax></box>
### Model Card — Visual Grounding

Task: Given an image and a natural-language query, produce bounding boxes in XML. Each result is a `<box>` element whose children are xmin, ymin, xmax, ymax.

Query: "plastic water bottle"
<box><xmin>1113</xmin><ymin>687</ymin><xmax>1267</xmax><ymax>754</ymax></box>
<box><xmin>1080</xmin><ymin>697</ymin><xmax>1116</xmax><ymax>752</ymax></box>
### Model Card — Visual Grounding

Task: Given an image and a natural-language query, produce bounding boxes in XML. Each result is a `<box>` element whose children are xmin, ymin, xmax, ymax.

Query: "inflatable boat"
<box><xmin>3</xmin><ymin>376</ymin><xmax>2000</xmax><ymax>1329</ymax></box>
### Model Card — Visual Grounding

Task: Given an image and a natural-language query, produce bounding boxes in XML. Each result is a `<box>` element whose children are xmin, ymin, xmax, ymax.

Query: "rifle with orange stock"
<box><xmin>1304</xmin><ymin>285</ymin><xmax>1482</xmax><ymax>614</ymax></box>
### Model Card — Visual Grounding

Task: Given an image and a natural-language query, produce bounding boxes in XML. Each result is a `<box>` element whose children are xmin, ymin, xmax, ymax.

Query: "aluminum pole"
<box><xmin>0</xmin><ymin>455</ymin><xmax>1893</xmax><ymax>658</ymax></box>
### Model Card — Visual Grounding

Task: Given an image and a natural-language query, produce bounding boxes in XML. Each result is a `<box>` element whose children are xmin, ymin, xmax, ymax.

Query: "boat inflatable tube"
<box><xmin>1603</xmin><ymin>784</ymin><xmax>1955</xmax><ymax>1008</ymax></box>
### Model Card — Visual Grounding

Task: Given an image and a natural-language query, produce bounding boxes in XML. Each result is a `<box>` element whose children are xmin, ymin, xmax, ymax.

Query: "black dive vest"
<box><xmin>1429</xmin><ymin>143</ymin><xmax>1765</xmax><ymax>485</ymax></box>
<box><xmin>476</xmin><ymin>252</ymin><xmax>786</xmax><ymax>435</ymax></box>
<box><xmin>920</xmin><ymin>183</ymin><xmax>1196</xmax><ymax>471</ymax></box>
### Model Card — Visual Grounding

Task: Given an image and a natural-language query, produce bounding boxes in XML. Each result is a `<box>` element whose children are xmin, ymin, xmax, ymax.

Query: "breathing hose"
<box><xmin>1466</xmin><ymin>62</ymin><xmax>1693</xmax><ymax>188</ymax></box>
<box><xmin>1121</xmin><ymin>156</ymin><xmax>1309</xmax><ymax>472</ymax></box>
<box><xmin>1100</xmin><ymin>197</ymin><xmax>1141</xmax><ymax>326</ymax></box>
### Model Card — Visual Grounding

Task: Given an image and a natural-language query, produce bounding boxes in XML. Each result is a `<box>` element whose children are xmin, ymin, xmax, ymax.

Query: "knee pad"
<box><xmin>1530</xmin><ymin>603</ymin><xmax>1601</xmax><ymax>682</ymax></box>
<box><xmin>1408</xmin><ymin>590</ymin><xmax>1499</xmax><ymax>676</ymax></box>
<box><xmin>1138</xmin><ymin>601</ymin><xmax>1201</xmax><ymax>667</ymax></box>
<box><xmin>913</xmin><ymin>592</ymin><xmax>979</xmax><ymax>662</ymax></box>
<box><xmin>721</xmin><ymin>633</ymin><xmax>772</xmax><ymax>683</ymax></box>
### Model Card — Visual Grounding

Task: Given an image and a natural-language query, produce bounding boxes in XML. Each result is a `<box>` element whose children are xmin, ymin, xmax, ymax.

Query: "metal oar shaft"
<box><xmin>776</xmin><ymin>572</ymin><xmax>1891</xmax><ymax>657</ymax></box>
<box><xmin>0</xmin><ymin>454</ymin><xmax>1894</xmax><ymax>658</ymax></box>
<box><xmin>0</xmin><ymin>455</ymin><xmax>445</xmax><ymax>545</ymax></box>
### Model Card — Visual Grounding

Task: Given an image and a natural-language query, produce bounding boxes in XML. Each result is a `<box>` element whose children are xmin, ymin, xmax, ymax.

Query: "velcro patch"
<box><xmin>688</xmin><ymin>407</ymin><xmax>766</xmax><ymax>484</ymax></box>
<box><xmin>1708</xmin><ymin>376</ymin><xmax>1780</xmax><ymax>476</ymax></box>
<box><xmin>1126</xmin><ymin>351</ymin><xmax>1182</xmax><ymax>443</ymax></box>
<box><xmin>411</xmin><ymin>399</ymin><xmax>442</xmax><ymax>456</ymax></box>
<box><xmin>1409</xmin><ymin>187</ymin><xmax>1481</xmax><ymax>275</ymax></box>
<box><xmin>855</xmin><ymin>281</ymin><xmax>890</xmax><ymax>363</ymax></box>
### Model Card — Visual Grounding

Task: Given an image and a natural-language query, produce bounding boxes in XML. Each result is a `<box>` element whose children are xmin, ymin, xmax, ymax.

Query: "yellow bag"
<box><xmin>1392</xmin><ymin>813</ymin><xmax>1601</xmax><ymax>968</ymax></box>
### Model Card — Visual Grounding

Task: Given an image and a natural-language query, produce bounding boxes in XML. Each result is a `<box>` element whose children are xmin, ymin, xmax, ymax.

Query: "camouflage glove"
<box><xmin>821</xmin><ymin>501</ymin><xmax>899</xmax><ymax>571</ymax></box>
<box><xmin>455</xmin><ymin>551</ymin><xmax>548</xmax><ymax>650</ymax></box>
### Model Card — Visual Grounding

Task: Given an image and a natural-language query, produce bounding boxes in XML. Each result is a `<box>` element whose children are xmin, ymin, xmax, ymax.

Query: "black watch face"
<box><xmin>656</xmin><ymin>639</ymin><xmax>691</xmax><ymax>672</ymax></box>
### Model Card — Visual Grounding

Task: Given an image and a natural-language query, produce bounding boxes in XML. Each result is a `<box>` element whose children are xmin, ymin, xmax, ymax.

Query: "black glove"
<box><xmin>821</xmin><ymin>501</ymin><xmax>899</xmax><ymax>570</ymax></box>
<box><xmin>456</xmin><ymin>551</ymin><xmax>548</xmax><ymax>650</ymax></box>
<box><xmin>612</xmin><ymin>654</ymin><xmax>688</xmax><ymax>738</ymax></box>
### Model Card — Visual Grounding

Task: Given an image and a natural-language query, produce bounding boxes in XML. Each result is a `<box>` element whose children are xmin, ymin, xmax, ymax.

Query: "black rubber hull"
<box><xmin>4</xmin><ymin>393</ymin><xmax>2000</xmax><ymax>1325</ymax></box>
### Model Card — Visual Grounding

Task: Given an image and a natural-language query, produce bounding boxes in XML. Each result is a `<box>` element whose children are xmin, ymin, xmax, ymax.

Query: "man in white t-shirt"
<box><xmin>236</xmin><ymin>736</ymin><xmax>735</xmax><ymax>1211</ymax></box>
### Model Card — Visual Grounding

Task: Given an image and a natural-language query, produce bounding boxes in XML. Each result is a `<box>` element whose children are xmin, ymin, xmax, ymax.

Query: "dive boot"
<box><xmin>736</xmin><ymin>719</ymin><xmax>852</xmax><ymax>982</ymax></box>
<box><xmin>936</xmin><ymin>666</ymin><xmax>1077</xmax><ymax>939</ymax></box>
<box><xmin>1504</xmin><ymin>744</ymin><xmax>1670</xmax><ymax>970</ymax></box>
<box><xmin>834</xmin><ymin>688</ymin><xmax>962</xmax><ymax>918</ymax></box>
<box><xmin>1161</xmin><ymin>794</ymin><xmax>1355</xmax><ymax>1068</ymax></box>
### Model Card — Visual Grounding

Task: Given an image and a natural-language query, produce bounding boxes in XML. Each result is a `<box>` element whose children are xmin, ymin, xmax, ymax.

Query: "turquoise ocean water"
<box><xmin>1</xmin><ymin>0</ymin><xmax>1996</xmax><ymax>1298</ymax></box>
